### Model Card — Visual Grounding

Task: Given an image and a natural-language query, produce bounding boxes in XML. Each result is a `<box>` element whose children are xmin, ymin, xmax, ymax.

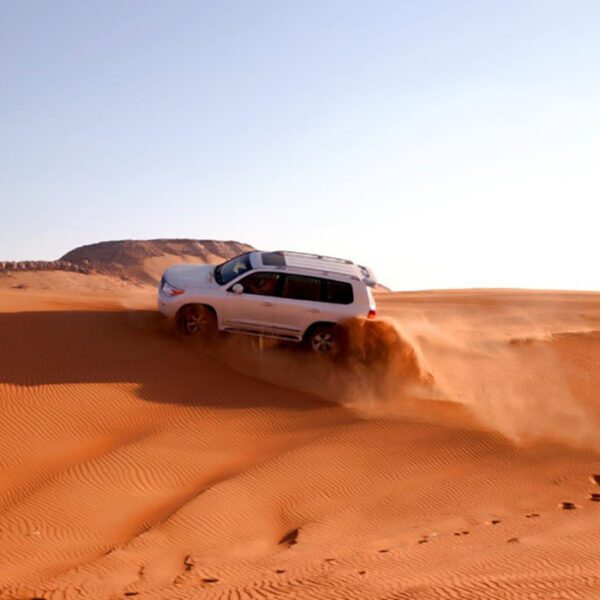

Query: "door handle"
<box><xmin>261</xmin><ymin>301</ymin><xmax>273</xmax><ymax>307</ymax></box>
<box><xmin>308</xmin><ymin>308</ymin><xmax>320</xmax><ymax>313</ymax></box>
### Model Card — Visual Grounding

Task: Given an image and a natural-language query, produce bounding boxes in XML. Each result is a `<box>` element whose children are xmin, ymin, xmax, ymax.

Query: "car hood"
<box><xmin>163</xmin><ymin>264</ymin><xmax>217</xmax><ymax>289</ymax></box>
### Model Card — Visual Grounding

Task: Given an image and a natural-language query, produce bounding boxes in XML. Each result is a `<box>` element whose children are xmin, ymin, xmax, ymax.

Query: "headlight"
<box><xmin>161</xmin><ymin>279</ymin><xmax>185</xmax><ymax>297</ymax></box>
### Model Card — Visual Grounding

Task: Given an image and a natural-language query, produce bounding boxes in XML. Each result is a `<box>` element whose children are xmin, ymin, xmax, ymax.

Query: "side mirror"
<box><xmin>232</xmin><ymin>283</ymin><xmax>244</xmax><ymax>295</ymax></box>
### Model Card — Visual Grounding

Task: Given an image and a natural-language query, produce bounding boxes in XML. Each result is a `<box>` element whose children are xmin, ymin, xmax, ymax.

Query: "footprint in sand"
<box><xmin>418</xmin><ymin>532</ymin><xmax>438</xmax><ymax>543</ymax></box>
<box><xmin>378</xmin><ymin>549</ymin><xmax>389</xmax><ymax>553</ymax></box>
<box><xmin>275</xmin><ymin>569</ymin><xmax>286</xmax><ymax>574</ymax></box>
<box><xmin>201</xmin><ymin>577</ymin><xmax>219</xmax><ymax>584</ymax></box>
<box><xmin>589</xmin><ymin>475</ymin><xmax>600</xmax><ymax>485</ymax></box>
<box><xmin>560</xmin><ymin>502</ymin><xmax>577</xmax><ymax>510</ymax></box>
<box><xmin>487</xmin><ymin>519</ymin><xmax>501</xmax><ymax>525</ymax></box>
<box><xmin>525</xmin><ymin>513</ymin><xmax>540</xmax><ymax>518</ymax></box>
<box><xmin>278</xmin><ymin>528</ymin><xmax>299</xmax><ymax>547</ymax></box>
<box><xmin>589</xmin><ymin>493</ymin><xmax>600</xmax><ymax>502</ymax></box>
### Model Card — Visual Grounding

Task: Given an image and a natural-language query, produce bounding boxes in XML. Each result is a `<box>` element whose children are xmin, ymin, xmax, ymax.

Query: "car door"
<box><xmin>221</xmin><ymin>271</ymin><xmax>281</xmax><ymax>334</ymax></box>
<box><xmin>270</xmin><ymin>274</ymin><xmax>325</xmax><ymax>339</ymax></box>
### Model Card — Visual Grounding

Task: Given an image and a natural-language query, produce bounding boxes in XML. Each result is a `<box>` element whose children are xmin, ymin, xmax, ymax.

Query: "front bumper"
<box><xmin>157</xmin><ymin>290</ymin><xmax>180</xmax><ymax>318</ymax></box>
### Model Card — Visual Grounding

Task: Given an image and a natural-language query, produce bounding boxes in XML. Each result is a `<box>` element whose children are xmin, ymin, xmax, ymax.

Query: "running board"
<box><xmin>221</xmin><ymin>328</ymin><xmax>302</xmax><ymax>342</ymax></box>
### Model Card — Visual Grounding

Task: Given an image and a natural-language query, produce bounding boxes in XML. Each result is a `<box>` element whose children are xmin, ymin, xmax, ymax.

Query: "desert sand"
<box><xmin>1</xmin><ymin>275</ymin><xmax>600</xmax><ymax>599</ymax></box>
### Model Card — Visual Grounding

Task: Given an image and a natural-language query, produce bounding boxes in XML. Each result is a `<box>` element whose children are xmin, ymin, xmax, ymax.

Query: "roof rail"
<box><xmin>275</xmin><ymin>250</ymin><xmax>354</xmax><ymax>265</ymax></box>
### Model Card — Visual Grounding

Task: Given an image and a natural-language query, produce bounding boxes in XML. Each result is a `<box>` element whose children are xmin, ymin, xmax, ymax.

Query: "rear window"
<box><xmin>281</xmin><ymin>275</ymin><xmax>322</xmax><ymax>301</ymax></box>
<box><xmin>281</xmin><ymin>275</ymin><xmax>354</xmax><ymax>304</ymax></box>
<box><xmin>322</xmin><ymin>279</ymin><xmax>353</xmax><ymax>304</ymax></box>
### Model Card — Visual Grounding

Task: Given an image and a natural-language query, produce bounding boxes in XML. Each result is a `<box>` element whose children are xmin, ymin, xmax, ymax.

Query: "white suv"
<box><xmin>158</xmin><ymin>250</ymin><xmax>377</xmax><ymax>354</ymax></box>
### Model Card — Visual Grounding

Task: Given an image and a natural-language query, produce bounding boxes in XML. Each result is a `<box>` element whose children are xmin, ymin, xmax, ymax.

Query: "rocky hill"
<box><xmin>1</xmin><ymin>239</ymin><xmax>391</xmax><ymax>290</ymax></box>
<box><xmin>62</xmin><ymin>239</ymin><xmax>255</xmax><ymax>284</ymax></box>
<box><xmin>1</xmin><ymin>239</ymin><xmax>254</xmax><ymax>286</ymax></box>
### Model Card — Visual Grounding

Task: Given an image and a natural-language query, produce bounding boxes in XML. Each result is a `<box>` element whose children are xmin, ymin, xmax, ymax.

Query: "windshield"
<box><xmin>215</xmin><ymin>253</ymin><xmax>252</xmax><ymax>285</ymax></box>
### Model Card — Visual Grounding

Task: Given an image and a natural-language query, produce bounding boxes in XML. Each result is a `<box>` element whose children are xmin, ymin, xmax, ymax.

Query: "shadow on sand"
<box><xmin>0</xmin><ymin>308</ymin><xmax>352</xmax><ymax>413</ymax></box>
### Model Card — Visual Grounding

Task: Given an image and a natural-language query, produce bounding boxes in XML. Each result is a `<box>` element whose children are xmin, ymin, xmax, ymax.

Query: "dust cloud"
<box><xmin>186</xmin><ymin>314</ymin><xmax>600</xmax><ymax>450</ymax></box>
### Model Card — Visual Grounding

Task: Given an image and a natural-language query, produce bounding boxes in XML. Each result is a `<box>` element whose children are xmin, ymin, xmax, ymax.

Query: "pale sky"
<box><xmin>1</xmin><ymin>1</ymin><xmax>599</xmax><ymax>290</ymax></box>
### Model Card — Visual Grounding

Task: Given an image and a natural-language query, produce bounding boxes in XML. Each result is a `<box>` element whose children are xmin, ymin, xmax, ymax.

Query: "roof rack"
<box><xmin>265</xmin><ymin>250</ymin><xmax>377</xmax><ymax>286</ymax></box>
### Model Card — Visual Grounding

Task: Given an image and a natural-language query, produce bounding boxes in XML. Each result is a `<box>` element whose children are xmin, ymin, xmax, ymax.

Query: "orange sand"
<box><xmin>1</xmin><ymin>278</ymin><xmax>600</xmax><ymax>599</ymax></box>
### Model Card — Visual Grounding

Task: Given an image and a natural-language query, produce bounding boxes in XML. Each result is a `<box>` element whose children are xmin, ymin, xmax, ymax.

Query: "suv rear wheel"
<box><xmin>305</xmin><ymin>324</ymin><xmax>344</xmax><ymax>357</ymax></box>
<box><xmin>176</xmin><ymin>305</ymin><xmax>217</xmax><ymax>338</ymax></box>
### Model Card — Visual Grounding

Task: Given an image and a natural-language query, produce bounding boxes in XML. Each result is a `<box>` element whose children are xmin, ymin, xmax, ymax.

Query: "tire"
<box><xmin>176</xmin><ymin>305</ymin><xmax>218</xmax><ymax>339</ymax></box>
<box><xmin>305</xmin><ymin>324</ymin><xmax>345</xmax><ymax>357</ymax></box>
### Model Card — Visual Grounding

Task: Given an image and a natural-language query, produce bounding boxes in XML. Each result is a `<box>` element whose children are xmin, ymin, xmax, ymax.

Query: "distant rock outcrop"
<box><xmin>0</xmin><ymin>260</ymin><xmax>91</xmax><ymax>274</ymax></box>
<box><xmin>1</xmin><ymin>239</ymin><xmax>254</xmax><ymax>285</ymax></box>
<box><xmin>1</xmin><ymin>240</ymin><xmax>391</xmax><ymax>289</ymax></box>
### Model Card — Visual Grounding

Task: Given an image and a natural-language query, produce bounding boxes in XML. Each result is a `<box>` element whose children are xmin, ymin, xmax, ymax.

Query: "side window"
<box><xmin>235</xmin><ymin>272</ymin><xmax>281</xmax><ymax>297</ymax></box>
<box><xmin>323</xmin><ymin>279</ymin><xmax>354</xmax><ymax>304</ymax></box>
<box><xmin>281</xmin><ymin>275</ymin><xmax>322</xmax><ymax>301</ymax></box>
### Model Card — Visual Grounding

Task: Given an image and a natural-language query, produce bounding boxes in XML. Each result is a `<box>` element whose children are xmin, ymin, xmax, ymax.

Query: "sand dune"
<box><xmin>1</xmin><ymin>286</ymin><xmax>600</xmax><ymax>598</ymax></box>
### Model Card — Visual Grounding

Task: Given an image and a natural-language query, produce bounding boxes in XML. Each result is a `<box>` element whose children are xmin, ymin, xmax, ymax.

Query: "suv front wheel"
<box><xmin>176</xmin><ymin>305</ymin><xmax>218</xmax><ymax>339</ymax></box>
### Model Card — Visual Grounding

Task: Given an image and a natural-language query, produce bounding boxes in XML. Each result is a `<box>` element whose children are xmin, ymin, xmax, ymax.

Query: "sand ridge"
<box><xmin>1</xmin><ymin>286</ymin><xmax>600</xmax><ymax>598</ymax></box>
